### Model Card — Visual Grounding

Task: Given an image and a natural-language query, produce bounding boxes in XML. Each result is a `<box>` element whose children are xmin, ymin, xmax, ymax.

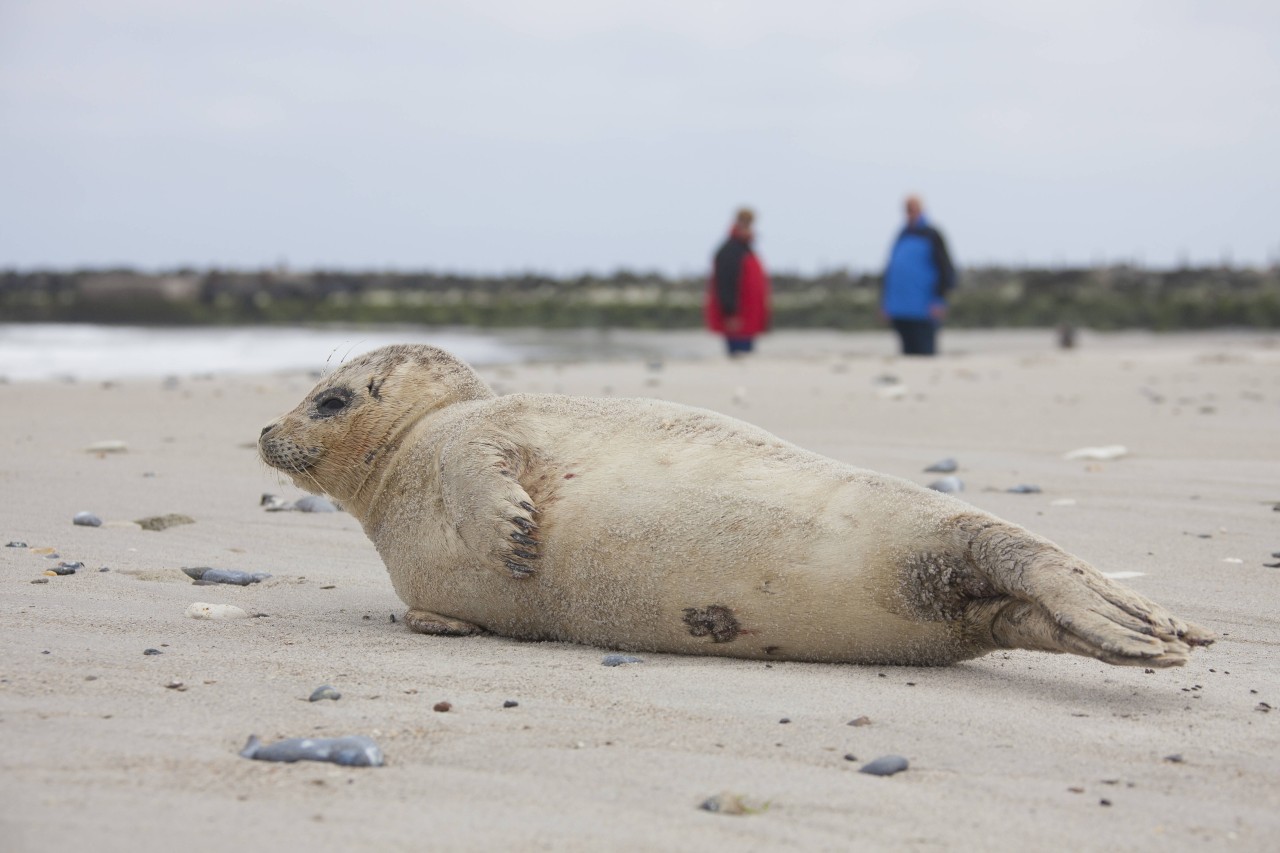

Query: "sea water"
<box><xmin>0</xmin><ymin>324</ymin><xmax>722</xmax><ymax>382</ymax></box>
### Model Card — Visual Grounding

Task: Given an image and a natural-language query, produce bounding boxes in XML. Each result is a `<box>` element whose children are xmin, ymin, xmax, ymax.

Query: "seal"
<box><xmin>259</xmin><ymin>344</ymin><xmax>1213</xmax><ymax>667</ymax></box>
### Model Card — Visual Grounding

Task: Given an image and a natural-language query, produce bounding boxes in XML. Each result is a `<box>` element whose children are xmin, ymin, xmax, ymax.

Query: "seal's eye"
<box><xmin>318</xmin><ymin>396</ymin><xmax>348</xmax><ymax>414</ymax></box>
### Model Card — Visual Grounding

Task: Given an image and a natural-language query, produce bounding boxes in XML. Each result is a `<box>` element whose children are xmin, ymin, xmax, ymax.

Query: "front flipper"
<box><xmin>439</xmin><ymin>435</ymin><xmax>541</xmax><ymax>578</ymax></box>
<box><xmin>404</xmin><ymin>609</ymin><xmax>485</xmax><ymax>636</ymax></box>
<box><xmin>957</xmin><ymin>517</ymin><xmax>1214</xmax><ymax>667</ymax></box>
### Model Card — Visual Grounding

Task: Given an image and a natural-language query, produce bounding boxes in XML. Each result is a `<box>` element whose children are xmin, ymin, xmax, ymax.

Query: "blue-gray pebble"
<box><xmin>7</xmin><ymin>541</ymin><xmax>29</xmax><ymax>548</ymax></box>
<box><xmin>239</xmin><ymin>734</ymin><xmax>383</xmax><ymax>767</ymax></box>
<box><xmin>73</xmin><ymin>512</ymin><xmax>102</xmax><ymax>527</ymax></box>
<box><xmin>924</xmin><ymin>458</ymin><xmax>958</xmax><ymax>474</ymax></box>
<box><xmin>601</xmin><ymin>654</ymin><xmax>644</xmax><ymax>667</ymax></box>
<box><xmin>859</xmin><ymin>755</ymin><xmax>909</xmax><ymax>776</ymax></box>
<box><xmin>928</xmin><ymin>476</ymin><xmax>964</xmax><ymax>494</ymax></box>
<box><xmin>309</xmin><ymin>685</ymin><xmax>341</xmax><ymax>702</ymax></box>
<box><xmin>294</xmin><ymin>495</ymin><xmax>337</xmax><ymax>513</ymax></box>
<box><xmin>1006</xmin><ymin>484</ymin><xmax>1042</xmax><ymax>494</ymax></box>
<box><xmin>182</xmin><ymin>566</ymin><xmax>270</xmax><ymax>585</ymax></box>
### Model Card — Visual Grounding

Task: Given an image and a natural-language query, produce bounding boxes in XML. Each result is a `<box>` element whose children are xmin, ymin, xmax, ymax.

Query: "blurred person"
<box><xmin>880</xmin><ymin>194</ymin><xmax>956</xmax><ymax>356</ymax></box>
<box><xmin>705</xmin><ymin>207</ymin><xmax>771</xmax><ymax>357</ymax></box>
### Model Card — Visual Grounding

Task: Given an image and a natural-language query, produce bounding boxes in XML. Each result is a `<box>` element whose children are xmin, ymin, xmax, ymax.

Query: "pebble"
<box><xmin>185</xmin><ymin>602</ymin><xmax>250</xmax><ymax>620</ymax></box>
<box><xmin>1164</xmin><ymin>754</ymin><xmax>1184</xmax><ymax>763</ymax></box>
<box><xmin>859</xmin><ymin>755</ymin><xmax>909</xmax><ymax>777</ymax></box>
<box><xmin>779</xmin><ymin>718</ymin><xmax>791</xmax><ymax>724</ymax></box>
<box><xmin>697</xmin><ymin>793</ymin><xmax>761</xmax><ymax>815</ymax></box>
<box><xmin>294</xmin><ymin>495</ymin><xmax>337</xmax><ymax>513</ymax></box>
<box><xmin>309</xmin><ymin>685</ymin><xmax>341</xmax><ymax>702</ymax></box>
<box><xmin>239</xmin><ymin>734</ymin><xmax>384</xmax><ymax>767</ymax></box>
<box><xmin>85</xmin><ymin>440</ymin><xmax>128</xmax><ymax>454</ymax></box>
<box><xmin>135</xmin><ymin>514</ymin><xmax>195</xmax><ymax>531</ymax></box>
<box><xmin>503</xmin><ymin>700</ymin><xmax>519</xmax><ymax>708</ymax></box>
<box><xmin>182</xmin><ymin>567</ymin><xmax>271</xmax><ymax>585</ymax></box>
<box><xmin>433</xmin><ymin>701</ymin><xmax>452</xmax><ymax>712</ymax></box>
<box><xmin>601</xmin><ymin>654</ymin><xmax>644</xmax><ymax>667</ymax></box>
<box><xmin>1006</xmin><ymin>484</ymin><xmax>1042</xmax><ymax>494</ymax></box>
<box><xmin>72</xmin><ymin>511</ymin><xmax>103</xmax><ymax>527</ymax></box>
<box><xmin>848</xmin><ymin>716</ymin><xmax>872</xmax><ymax>727</ymax></box>
<box><xmin>1063</xmin><ymin>444</ymin><xmax>1128</xmax><ymax>461</ymax></box>
<box><xmin>165</xmin><ymin>680</ymin><xmax>186</xmax><ymax>691</ymax></box>
<box><xmin>843</xmin><ymin>753</ymin><xmax>858</xmax><ymax>762</ymax></box>
<box><xmin>45</xmin><ymin>562</ymin><xmax>82</xmax><ymax>576</ymax></box>
<box><xmin>6</xmin><ymin>541</ymin><xmax>28</xmax><ymax>548</ymax></box>
<box><xmin>923</xmin><ymin>457</ymin><xmax>958</xmax><ymax>473</ymax></box>
<box><xmin>143</xmin><ymin>648</ymin><xmax>163</xmax><ymax>655</ymax></box>
<box><xmin>928</xmin><ymin>476</ymin><xmax>964</xmax><ymax>494</ymax></box>
<box><xmin>30</xmin><ymin>578</ymin><xmax>48</xmax><ymax>584</ymax></box>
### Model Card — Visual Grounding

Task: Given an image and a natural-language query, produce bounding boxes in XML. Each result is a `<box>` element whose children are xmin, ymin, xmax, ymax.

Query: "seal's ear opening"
<box><xmin>367</xmin><ymin>377</ymin><xmax>385</xmax><ymax>400</ymax></box>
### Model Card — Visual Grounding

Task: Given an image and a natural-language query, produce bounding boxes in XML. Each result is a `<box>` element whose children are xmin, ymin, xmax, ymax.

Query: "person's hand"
<box><xmin>723</xmin><ymin>316</ymin><xmax>743</xmax><ymax>333</ymax></box>
<box><xmin>929</xmin><ymin>303</ymin><xmax>948</xmax><ymax>322</ymax></box>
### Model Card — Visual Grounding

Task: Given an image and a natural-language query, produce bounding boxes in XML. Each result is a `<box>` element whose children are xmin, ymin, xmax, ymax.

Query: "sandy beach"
<box><xmin>2</xmin><ymin>328</ymin><xmax>1278</xmax><ymax>852</ymax></box>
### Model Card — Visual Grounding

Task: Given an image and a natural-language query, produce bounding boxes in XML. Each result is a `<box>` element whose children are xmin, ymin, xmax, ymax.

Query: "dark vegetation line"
<box><xmin>2</xmin><ymin>267</ymin><xmax>1278</xmax><ymax>330</ymax></box>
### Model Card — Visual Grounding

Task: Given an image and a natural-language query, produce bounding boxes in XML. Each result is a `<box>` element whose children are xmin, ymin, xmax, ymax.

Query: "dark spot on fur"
<box><xmin>682</xmin><ymin>605</ymin><xmax>741</xmax><ymax>643</ymax></box>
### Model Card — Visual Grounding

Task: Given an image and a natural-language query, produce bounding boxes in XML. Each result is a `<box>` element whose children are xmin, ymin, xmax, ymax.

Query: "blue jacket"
<box><xmin>881</xmin><ymin>216</ymin><xmax>956</xmax><ymax>320</ymax></box>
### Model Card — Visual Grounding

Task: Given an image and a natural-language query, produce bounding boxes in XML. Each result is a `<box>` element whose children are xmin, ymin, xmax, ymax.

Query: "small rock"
<box><xmin>601</xmin><ymin>654</ymin><xmax>644</xmax><ymax>667</ymax></box>
<box><xmin>779</xmin><ymin>718</ymin><xmax>791</xmax><ymax>724</ymax></box>
<box><xmin>1006</xmin><ymin>484</ymin><xmax>1042</xmax><ymax>494</ymax></box>
<box><xmin>923</xmin><ymin>457</ymin><xmax>958</xmax><ymax>473</ymax></box>
<box><xmin>46</xmin><ymin>562</ymin><xmax>81</xmax><ymax>576</ymax></box>
<box><xmin>309</xmin><ymin>685</ymin><xmax>341</xmax><ymax>702</ymax></box>
<box><xmin>72</xmin><ymin>511</ymin><xmax>103</xmax><ymax>527</ymax></box>
<box><xmin>143</xmin><ymin>648</ymin><xmax>163</xmax><ymax>656</ymax></box>
<box><xmin>182</xmin><ymin>567</ymin><xmax>271</xmax><ymax>585</ymax></box>
<box><xmin>1257</xmin><ymin>702</ymin><xmax>1272</xmax><ymax>713</ymax></box>
<box><xmin>843</xmin><ymin>753</ymin><xmax>858</xmax><ymax>762</ymax></box>
<box><xmin>503</xmin><ymin>700</ymin><xmax>519</xmax><ymax>708</ymax></box>
<box><xmin>1099</xmin><ymin>799</ymin><xmax>1112</xmax><ymax>807</ymax></box>
<box><xmin>698</xmin><ymin>793</ymin><xmax>763</xmax><ymax>815</ymax></box>
<box><xmin>928</xmin><ymin>476</ymin><xmax>964</xmax><ymax>494</ymax></box>
<box><xmin>185</xmin><ymin>602</ymin><xmax>250</xmax><ymax>620</ymax></box>
<box><xmin>859</xmin><ymin>755</ymin><xmax>909</xmax><ymax>776</ymax></box>
<box><xmin>30</xmin><ymin>578</ymin><xmax>48</xmax><ymax>584</ymax></box>
<box><xmin>294</xmin><ymin>495</ymin><xmax>337</xmax><ymax>513</ymax></box>
<box><xmin>1063</xmin><ymin>445</ymin><xmax>1128</xmax><ymax>461</ymax></box>
<box><xmin>433</xmin><ymin>701</ymin><xmax>452</xmax><ymax>713</ymax></box>
<box><xmin>1163</xmin><ymin>754</ymin><xmax>1184</xmax><ymax>763</ymax></box>
<box><xmin>135</xmin><ymin>514</ymin><xmax>195</xmax><ymax>532</ymax></box>
<box><xmin>6</xmin><ymin>541</ymin><xmax>28</xmax><ymax>548</ymax></box>
<box><xmin>85</xmin><ymin>440</ymin><xmax>128</xmax><ymax>454</ymax></box>
<box><xmin>848</xmin><ymin>716</ymin><xmax>872</xmax><ymax>727</ymax></box>
<box><xmin>240</xmin><ymin>734</ymin><xmax>384</xmax><ymax>767</ymax></box>
<box><xmin>165</xmin><ymin>680</ymin><xmax>186</xmax><ymax>691</ymax></box>
<box><xmin>99</xmin><ymin>567</ymin><xmax>110</xmax><ymax>572</ymax></box>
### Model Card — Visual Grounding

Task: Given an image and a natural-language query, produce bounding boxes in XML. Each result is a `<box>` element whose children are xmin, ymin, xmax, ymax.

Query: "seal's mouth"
<box><xmin>258</xmin><ymin>434</ymin><xmax>324</xmax><ymax>475</ymax></box>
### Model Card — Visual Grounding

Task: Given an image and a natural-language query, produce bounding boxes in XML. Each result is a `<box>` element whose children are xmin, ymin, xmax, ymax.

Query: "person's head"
<box><xmin>904</xmin><ymin>195</ymin><xmax>924</xmax><ymax>225</ymax></box>
<box><xmin>733</xmin><ymin>207</ymin><xmax>755</xmax><ymax>239</ymax></box>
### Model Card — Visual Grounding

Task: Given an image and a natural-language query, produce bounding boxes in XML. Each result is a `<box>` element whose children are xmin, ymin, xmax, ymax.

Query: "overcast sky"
<box><xmin>2</xmin><ymin>1</ymin><xmax>1277</xmax><ymax>274</ymax></box>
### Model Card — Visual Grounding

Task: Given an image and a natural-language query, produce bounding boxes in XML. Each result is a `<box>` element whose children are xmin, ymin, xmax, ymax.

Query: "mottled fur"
<box><xmin>259</xmin><ymin>344</ymin><xmax>1213</xmax><ymax>667</ymax></box>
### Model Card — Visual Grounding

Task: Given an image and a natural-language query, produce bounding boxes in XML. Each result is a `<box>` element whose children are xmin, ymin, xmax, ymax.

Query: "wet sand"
<box><xmin>2</xmin><ymin>329</ymin><xmax>1278</xmax><ymax>851</ymax></box>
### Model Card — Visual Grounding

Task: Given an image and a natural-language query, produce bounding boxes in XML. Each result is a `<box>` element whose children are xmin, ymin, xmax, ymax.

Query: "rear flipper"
<box><xmin>957</xmin><ymin>517</ymin><xmax>1214</xmax><ymax>667</ymax></box>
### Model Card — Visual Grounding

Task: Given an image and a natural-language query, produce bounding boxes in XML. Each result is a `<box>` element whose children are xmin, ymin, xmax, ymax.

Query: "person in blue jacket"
<box><xmin>880</xmin><ymin>195</ymin><xmax>956</xmax><ymax>356</ymax></box>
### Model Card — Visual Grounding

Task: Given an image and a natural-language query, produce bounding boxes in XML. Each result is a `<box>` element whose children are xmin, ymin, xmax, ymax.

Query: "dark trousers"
<box><xmin>891</xmin><ymin>319</ymin><xmax>938</xmax><ymax>356</ymax></box>
<box><xmin>725</xmin><ymin>337</ymin><xmax>755</xmax><ymax>356</ymax></box>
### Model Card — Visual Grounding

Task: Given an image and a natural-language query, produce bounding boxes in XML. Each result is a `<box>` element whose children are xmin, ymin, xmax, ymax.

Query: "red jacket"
<box><xmin>705</xmin><ymin>231</ymin><xmax>771</xmax><ymax>337</ymax></box>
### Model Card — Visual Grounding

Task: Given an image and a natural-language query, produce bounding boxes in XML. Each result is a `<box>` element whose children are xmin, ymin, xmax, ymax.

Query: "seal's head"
<box><xmin>259</xmin><ymin>344</ymin><xmax>494</xmax><ymax>502</ymax></box>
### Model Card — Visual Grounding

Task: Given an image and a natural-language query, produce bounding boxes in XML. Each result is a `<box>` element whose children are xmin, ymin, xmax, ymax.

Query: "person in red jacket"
<box><xmin>705</xmin><ymin>207</ymin><xmax>771</xmax><ymax>357</ymax></box>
